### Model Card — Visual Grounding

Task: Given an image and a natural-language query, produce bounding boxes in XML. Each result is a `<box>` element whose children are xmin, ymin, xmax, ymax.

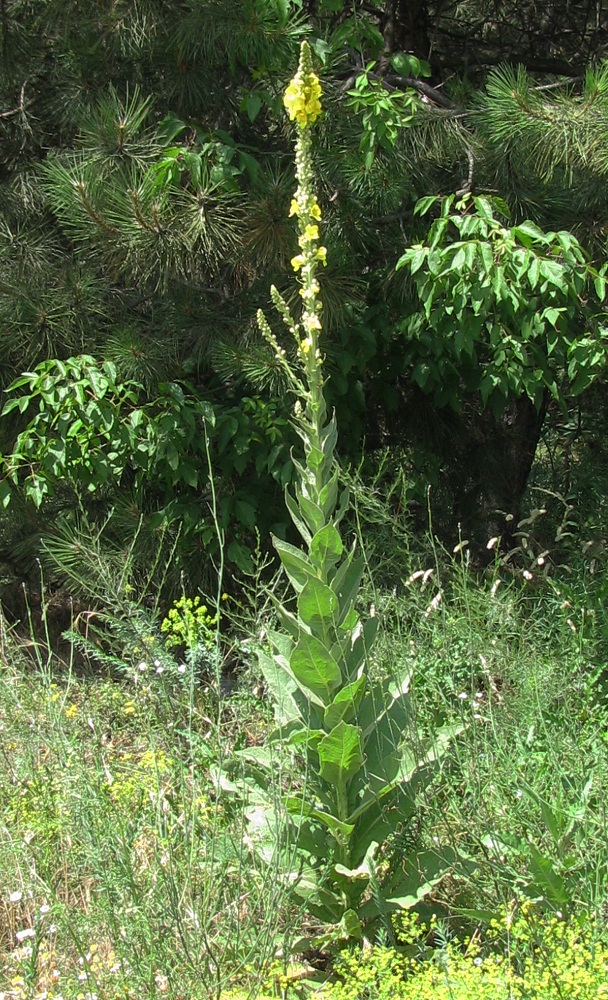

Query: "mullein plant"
<box><xmin>219</xmin><ymin>42</ymin><xmax>455</xmax><ymax>950</ymax></box>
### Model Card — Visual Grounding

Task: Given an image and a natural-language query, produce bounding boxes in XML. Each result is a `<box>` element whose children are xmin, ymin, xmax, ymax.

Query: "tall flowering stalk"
<box><xmin>222</xmin><ymin>42</ymin><xmax>454</xmax><ymax>950</ymax></box>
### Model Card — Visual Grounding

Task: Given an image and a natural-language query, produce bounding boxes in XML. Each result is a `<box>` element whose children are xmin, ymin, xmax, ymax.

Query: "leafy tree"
<box><xmin>1</xmin><ymin>0</ymin><xmax>608</xmax><ymax>600</ymax></box>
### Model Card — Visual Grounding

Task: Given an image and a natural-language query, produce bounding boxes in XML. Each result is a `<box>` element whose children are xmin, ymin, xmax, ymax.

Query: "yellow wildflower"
<box><xmin>289</xmin><ymin>198</ymin><xmax>299</xmax><ymax>217</ymax></box>
<box><xmin>311</xmin><ymin>202</ymin><xmax>322</xmax><ymax>220</ymax></box>
<box><xmin>284</xmin><ymin>75</ymin><xmax>322</xmax><ymax>127</ymax></box>
<box><xmin>316</xmin><ymin>246</ymin><xmax>327</xmax><ymax>265</ymax></box>
<box><xmin>291</xmin><ymin>253</ymin><xmax>305</xmax><ymax>271</ymax></box>
<box><xmin>304</xmin><ymin>224</ymin><xmax>319</xmax><ymax>241</ymax></box>
<box><xmin>299</xmin><ymin>336</ymin><xmax>313</xmax><ymax>354</ymax></box>
<box><xmin>283</xmin><ymin>53</ymin><xmax>322</xmax><ymax>128</ymax></box>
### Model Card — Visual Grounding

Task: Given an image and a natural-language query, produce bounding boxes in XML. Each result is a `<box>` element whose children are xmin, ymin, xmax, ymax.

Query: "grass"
<box><xmin>1</xmin><ymin>529</ymin><xmax>608</xmax><ymax>999</ymax></box>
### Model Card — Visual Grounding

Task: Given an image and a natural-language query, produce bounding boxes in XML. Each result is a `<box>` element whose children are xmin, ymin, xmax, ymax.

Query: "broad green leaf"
<box><xmin>273</xmin><ymin>536</ymin><xmax>317</xmax><ymax>592</ymax></box>
<box><xmin>383</xmin><ymin>848</ymin><xmax>457</xmax><ymax>910</ymax></box>
<box><xmin>324</xmin><ymin>675</ymin><xmax>367</xmax><ymax>729</ymax></box>
<box><xmin>290</xmin><ymin>633</ymin><xmax>342</xmax><ymax>705</ymax></box>
<box><xmin>512</xmin><ymin>221</ymin><xmax>548</xmax><ymax>246</ymax></box>
<box><xmin>358</xmin><ymin>667</ymin><xmax>412</xmax><ymax>738</ymax></box>
<box><xmin>297</xmin><ymin>493</ymin><xmax>326</xmax><ymax>535</ymax></box>
<box><xmin>298</xmin><ymin>577</ymin><xmax>339</xmax><ymax>628</ymax></box>
<box><xmin>309</xmin><ymin>807</ymin><xmax>355</xmax><ymax>845</ymax></box>
<box><xmin>318</xmin><ymin>721</ymin><xmax>364</xmax><ymax>786</ymax></box>
<box><xmin>349</xmin><ymin>786</ymin><xmax>417</xmax><ymax>865</ymax></box>
<box><xmin>337</xmin><ymin>617</ymin><xmax>379</xmax><ymax>680</ymax></box>
<box><xmin>310</xmin><ymin>523</ymin><xmax>343</xmax><ymax>571</ymax></box>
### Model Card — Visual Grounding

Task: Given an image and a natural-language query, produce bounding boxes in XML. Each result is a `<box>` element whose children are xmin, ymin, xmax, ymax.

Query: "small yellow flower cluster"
<box><xmin>289</xmin><ymin>198</ymin><xmax>322</xmax><ymax>220</ymax></box>
<box><xmin>283</xmin><ymin>71</ymin><xmax>322</xmax><ymax>127</ymax></box>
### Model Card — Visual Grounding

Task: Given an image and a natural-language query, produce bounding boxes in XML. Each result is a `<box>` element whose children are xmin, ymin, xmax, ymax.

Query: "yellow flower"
<box><xmin>284</xmin><ymin>72</ymin><xmax>323</xmax><ymax>127</ymax></box>
<box><xmin>289</xmin><ymin>198</ymin><xmax>299</xmax><ymax>217</ymax></box>
<box><xmin>304</xmin><ymin>224</ymin><xmax>319</xmax><ymax>241</ymax></box>
<box><xmin>311</xmin><ymin>202</ymin><xmax>322</xmax><ymax>220</ymax></box>
<box><xmin>316</xmin><ymin>246</ymin><xmax>327</xmax><ymax>265</ymax></box>
<box><xmin>299</xmin><ymin>336</ymin><xmax>313</xmax><ymax>354</ymax></box>
<box><xmin>291</xmin><ymin>253</ymin><xmax>305</xmax><ymax>271</ymax></box>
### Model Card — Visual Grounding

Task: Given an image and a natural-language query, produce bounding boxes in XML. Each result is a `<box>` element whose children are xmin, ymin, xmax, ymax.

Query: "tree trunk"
<box><xmin>453</xmin><ymin>392</ymin><xmax>549</xmax><ymax>553</ymax></box>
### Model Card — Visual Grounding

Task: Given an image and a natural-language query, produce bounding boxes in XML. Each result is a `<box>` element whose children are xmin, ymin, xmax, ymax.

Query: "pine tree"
<box><xmin>1</xmin><ymin>0</ymin><xmax>608</xmax><ymax>599</ymax></box>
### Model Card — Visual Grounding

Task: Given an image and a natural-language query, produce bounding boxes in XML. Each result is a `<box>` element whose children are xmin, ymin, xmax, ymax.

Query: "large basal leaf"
<box><xmin>349</xmin><ymin>785</ymin><xmax>419</xmax><ymax>866</ymax></box>
<box><xmin>357</xmin><ymin>667</ymin><xmax>412</xmax><ymax>738</ymax></box>
<box><xmin>324</xmin><ymin>675</ymin><xmax>367</xmax><ymax>729</ymax></box>
<box><xmin>318</xmin><ymin>721</ymin><xmax>364</xmax><ymax>787</ymax></box>
<box><xmin>298</xmin><ymin>576</ymin><xmax>339</xmax><ymax>629</ymax></box>
<box><xmin>290</xmin><ymin>633</ymin><xmax>342</xmax><ymax>705</ymax></box>
<box><xmin>382</xmin><ymin>847</ymin><xmax>458</xmax><ymax>911</ymax></box>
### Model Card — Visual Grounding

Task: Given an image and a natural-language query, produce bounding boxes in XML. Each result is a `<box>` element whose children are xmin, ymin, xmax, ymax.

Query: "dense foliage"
<box><xmin>1</xmin><ymin>1</ymin><xmax>608</xmax><ymax>600</ymax></box>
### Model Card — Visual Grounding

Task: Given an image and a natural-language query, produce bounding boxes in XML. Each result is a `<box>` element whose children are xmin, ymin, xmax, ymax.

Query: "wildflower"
<box><xmin>289</xmin><ymin>198</ymin><xmax>299</xmax><ymax>217</ymax></box>
<box><xmin>9</xmin><ymin>891</ymin><xmax>23</xmax><ymax>903</ymax></box>
<box><xmin>291</xmin><ymin>254</ymin><xmax>305</xmax><ymax>272</ymax></box>
<box><xmin>316</xmin><ymin>246</ymin><xmax>327</xmax><ymax>265</ymax></box>
<box><xmin>310</xmin><ymin>202</ymin><xmax>322</xmax><ymax>220</ymax></box>
<box><xmin>137</xmin><ymin>661</ymin><xmax>147</xmax><ymax>672</ymax></box>
<box><xmin>177</xmin><ymin>663</ymin><xmax>187</xmax><ymax>674</ymax></box>
<box><xmin>303</xmin><ymin>311</ymin><xmax>321</xmax><ymax>332</ymax></box>
<box><xmin>283</xmin><ymin>50</ymin><xmax>322</xmax><ymax>128</ymax></box>
<box><xmin>15</xmin><ymin>928</ymin><xmax>36</xmax><ymax>942</ymax></box>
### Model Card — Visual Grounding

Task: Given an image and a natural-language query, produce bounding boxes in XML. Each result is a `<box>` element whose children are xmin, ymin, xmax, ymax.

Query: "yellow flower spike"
<box><xmin>283</xmin><ymin>42</ymin><xmax>323</xmax><ymax>128</ymax></box>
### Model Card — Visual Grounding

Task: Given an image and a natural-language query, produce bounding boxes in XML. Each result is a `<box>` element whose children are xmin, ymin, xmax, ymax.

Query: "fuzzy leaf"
<box><xmin>290</xmin><ymin>633</ymin><xmax>342</xmax><ymax>705</ymax></box>
<box><xmin>273</xmin><ymin>536</ymin><xmax>317</xmax><ymax>592</ymax></box>
<box><xmin>324</xmin><ymin>675</ymin><xmax>367</xmax><ymax>729</ymax></box>
<box><xmin>318</xmin><ymin>721</ymin><xmax>364</xmax><ymax>786</ymax></box>
<box><xmin>310</xmin><ymin>523</ymin><xmax>343</xmax><ymax>571</ymax></box>
<box><xmin>298</xmin><ymin>576</ymin><xmax>339</xmax><ymax>628</ymax></box>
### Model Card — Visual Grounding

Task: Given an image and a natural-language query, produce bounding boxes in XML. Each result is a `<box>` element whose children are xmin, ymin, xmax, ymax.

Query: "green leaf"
<box><xmin>310</xmin><ymin>523</ymin><xmax>343</xmax><ymax>571</ymax></box>
<box><xmin>414</xmin><ymin>195</ymin><xmax>438</xmax><ymax>217</ymax></box>
<box><xmin>290</xmin><ymin>633</ymin><xmax>342</xmax><ymax>705</ymax></box>
<box><xmin>284</xmin><ymin>488</ymin><xmax>312</xmax><ymax>545</ymax></box>
<box><xmin>318</xmin><ymin>721</ymin><xmax>364</xmax><ymax>786</ymax></box>
<box><xmin>331</xmin><ymin>549</ymin><xmax>364</xmax><ymax>624</ymax></box>
<box><xmin>273</xmin><ymin>536</ymin><xmax>317</xmax><ymax>592</ymax></box>
<box><xmin>297</xmin><ymin>492</ymin><xmax>326</xmax><ymax>535</ymax></box>
<box><xmin>324</xmin><ymin>675</ymin><xmax>367</xmax><ymax>729</ymax></box>
<box><xmin>256</xmin><ymin>648</ymin><xmax>306</xmax><ymax>729</ymax></box>
<box><xmin>512</xmin><ymin>221</ymin><xmax>548</xmax><ymax>246</ymax></box>
<box><xmin>298</xmin><ymin>577</ymin><xmax>339</xmax><ymax>629</ymax></box>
